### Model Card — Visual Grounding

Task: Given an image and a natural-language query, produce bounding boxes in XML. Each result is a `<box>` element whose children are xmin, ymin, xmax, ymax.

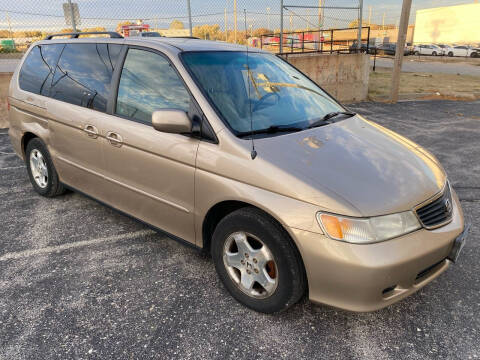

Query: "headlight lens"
<box><xmin>317</xmin><ymin>211</ymin><xmax>421</xmax><ymax>244</ymax></box>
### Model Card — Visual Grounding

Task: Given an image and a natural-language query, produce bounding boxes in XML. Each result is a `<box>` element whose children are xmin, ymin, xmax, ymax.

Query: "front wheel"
<box><xmin>211</xmin><ymin>208</ymin><xmax>306</xmax><ymax>313</ymax></box>
<box><xmin>432</xmin><ymin>51</ymin><xmax>437</xmax><ymax>56</ymax></box>
<box><xmin>448</xmin><ymin>52</ymin><xmax>453</xmax><ymax>57</ymax></box>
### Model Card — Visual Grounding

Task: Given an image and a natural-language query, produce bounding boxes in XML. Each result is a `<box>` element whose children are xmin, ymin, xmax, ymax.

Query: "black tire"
<box><xmin>448</xmin><ymin>52</ymin><xmax>453</xmax><ymax>57</ymax></box>
<box><xmin>432</xmin><ymin>51</ymin><xmax>437</xmax><ymax>56</ymax></box>
<box><xmin>25</xmin><ymin>138</ymin><xmax>65</xmax><ymax>197</ymax></box>
<box><xmin>471</xmin><ymin>52</ymin><xmax>478</xmax><ymax>58</ymax></box>
<box><xmin>211</xmin><ymin>207</ymin><xmax>306</xmax><ymax>313</ymax></box>
<box><xmin>414</xmin><ymin>51</ymin><xmax>420</xmax><ymax>56</ymax></box>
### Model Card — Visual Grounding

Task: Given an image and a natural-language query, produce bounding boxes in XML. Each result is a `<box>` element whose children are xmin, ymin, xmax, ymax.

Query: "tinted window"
<box><xmin>50</xmin><ymin>43</ymin><xmax>122</xmax><ymax>112</ymax></box>
<box><xmin>19</xmin><ymin>44</ymin><xmax>64</xmax><ymax>96</ymax></box>
<box><xmin>116</xmin><ymin>49</ymin><xmax>190</xmax><ymax>124</ymax></box>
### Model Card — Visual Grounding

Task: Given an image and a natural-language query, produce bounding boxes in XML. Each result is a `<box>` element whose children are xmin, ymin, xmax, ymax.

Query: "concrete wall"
<box><xmin>0</xmin><ymin>73</ymin><xmax>11</xmax><ymax>129</ymax></box>
<box><xmin>414</xmin><ymin>3</ymin><xmax>480</xmax><ymax>45</ymax></box>
<box><xmin>283</xmin><ymin>52</ymin><xmax>370</xmax><ymax>103</ymax></box>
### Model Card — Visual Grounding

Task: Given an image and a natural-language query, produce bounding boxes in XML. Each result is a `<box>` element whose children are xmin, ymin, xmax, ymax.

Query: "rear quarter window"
<box><xmin>19</xmin><ymin>44</ymin><xmax>65</xmax><ymax>96</ymax></box>
<box><xmin>49</xmin><ymin>43</ymin><xmax>122</xmax><ymax>112</ymax></box>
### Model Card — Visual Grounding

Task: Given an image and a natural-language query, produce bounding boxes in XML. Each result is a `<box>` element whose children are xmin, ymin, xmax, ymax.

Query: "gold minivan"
<box><xmin>7</xmin><ymin>33</ymin><xmax>468</xmax><ymax>313</ymax></box>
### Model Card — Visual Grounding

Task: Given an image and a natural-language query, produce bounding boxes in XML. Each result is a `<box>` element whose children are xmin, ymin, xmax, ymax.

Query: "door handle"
<box><xmin>83</xmin><ymin>124</ymin><xmax>99</xmax><ymax>139</ymax></box>
<box><xmin>106</xmin><ymin>131</ymin><xmax>123</xmax><ymax>147</ymax></box>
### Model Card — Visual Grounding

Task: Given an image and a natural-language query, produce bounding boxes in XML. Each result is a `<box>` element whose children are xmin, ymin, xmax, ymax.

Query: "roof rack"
<box><xmin>45</xmin><ymin>31</ymin><xmax>123</xmax><ymax>40</ymax></box>
<box><xmin>168</xmin><ymin>36</ymin><xmax>200</xmax><ymax>39</ymax></box>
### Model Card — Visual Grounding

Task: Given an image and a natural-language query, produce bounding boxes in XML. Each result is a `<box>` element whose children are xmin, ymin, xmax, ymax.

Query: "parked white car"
<box><xmin>448</xmin><ymin>45</ymin><xmax>479</xmax><ymax>57</ymax></box>
<box><xmin>413</xmin><ymin>44</ymin><xmax>443</xmax><ymax>56</ymax></box>
<box><xmin>436</xmin><ymin>44</ymin><xmax>453</xmax><ymax>56</ymax></box>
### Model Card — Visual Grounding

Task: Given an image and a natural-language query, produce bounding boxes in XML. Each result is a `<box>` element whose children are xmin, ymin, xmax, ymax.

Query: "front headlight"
<box><xmin>316</xmin><ymin>211</ymin><xmax>421</xmax><ymax>244</ymax></box>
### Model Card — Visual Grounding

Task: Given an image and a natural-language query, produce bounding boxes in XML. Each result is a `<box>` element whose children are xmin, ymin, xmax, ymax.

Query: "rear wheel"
<box><xmin>448</xmin><ymin>51</ymin><xmax>453</xmax><ymax>57</ymax></box>
<box><xmin>211</xmin><ymin>208</ymin><xmax>306</xmax><ymax>313</ymax></box>
<box><xmin>471</xmin><ymin>52</ymin><xmax>478</xmax><ymax>58</ymax></box>
<box><xmin>414</xmin><ymin>51</ymin><xmax>420</xmax><ymax>56</ymax></box>
<box><xmin>26</xmin><ymin>138</ymin><xmax>65</xmax><ymax>197</ymax></box>
<box><xmin>432</xmin><ymin>51</ymin><xmax>437</xmax><ymax>56</ymax></box>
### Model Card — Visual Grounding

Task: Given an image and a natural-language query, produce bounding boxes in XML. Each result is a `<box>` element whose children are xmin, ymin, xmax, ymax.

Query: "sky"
<box><xmin>0</xmin><ymin>0</ymin><xmax>475</xmax><ymax>32</ymax></box>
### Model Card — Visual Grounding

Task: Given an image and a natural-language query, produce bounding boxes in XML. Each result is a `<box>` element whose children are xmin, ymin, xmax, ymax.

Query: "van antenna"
<box><xmin>244</xmin><ymin>9</ymin><xmax>257</xmax><ymax>160</ymax></box>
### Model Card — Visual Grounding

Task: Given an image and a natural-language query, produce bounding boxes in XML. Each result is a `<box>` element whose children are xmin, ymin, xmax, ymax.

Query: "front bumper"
<box><xmin>291</xmin><ymin>191</ymin><xmax>465</xmax><ymax>312</ymax></box>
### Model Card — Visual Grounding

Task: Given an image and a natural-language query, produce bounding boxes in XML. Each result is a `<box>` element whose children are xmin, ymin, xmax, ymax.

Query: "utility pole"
<box><xmin>382</xmin><ymin>12</ymin><xmax>385</xmax><ymax>31</ymax></box>
<box><xmin>67</xmin><ymin>0</ymin><xmax>77</xmax><ymax>32</ymax></box>
<box><xmin>233</xmin><ymin>0</ymin><xmax>237</xmax><ymax>43</ymax></box>
<box><xmin>368</xmin><ymin>5</ymin><xmax>372</xmax><ymax>26</ymax></box>
<box><xmin>289</xmin><ymin>14</ymin><xmax>293</xmax><ymax>32</ymax></box>
<box><xmin>187</xmin><ymin>0</ymin><xmax>192</xmax><ymax>37</ymax></box>
<box><xmin>224</xmin><ymin>7</ymin><xmax>227</xmax><ymax>41</ymax></box>
<box><xmin>318</xmin><ymin>0</ymin><xmax>323</xmax><ymax>29</ymax></box>
<box><xmin>357</xmin><ymin>0</ymin><xmax>363</xmax><ymax>50</ymax></box>
<box><xmin>280</xmin><ymin>0</ymin><xmax>284</xmax><ymax>53</ymax></box>
<box><xmin>390</xmin><ymin>0</ymin><xmax>412</xmax><ymax>102</ymax></box>
<box><xmin>267</xmin><ymin>7</ymin><xmax>271</xmax><ymax>30</ymax></box>
<box><xmin>5</xmin><ymin>12</ymin><xmax>13</xmax><ymax>41</ymax></box>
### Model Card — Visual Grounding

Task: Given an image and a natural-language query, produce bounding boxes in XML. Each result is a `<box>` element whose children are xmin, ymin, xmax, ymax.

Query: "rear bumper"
<box><xmin>291</xmin><ymin>191</ymin><xmax>465</xmax><ymax>312</ymax></box>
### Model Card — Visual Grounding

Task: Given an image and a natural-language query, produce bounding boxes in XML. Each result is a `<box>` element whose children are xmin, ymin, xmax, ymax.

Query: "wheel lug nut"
<box><xmin>241</xmin><ymin>260</ymin><xmax>245</xmax><ymax>265</ymax></box>
<box><xmin>254</xmin><ymin>269</ymin><xmax>259</xmax><ymax>273</ymax></box>
<box><xmin>253</xmin><ymin>258</ymin><xmax>257</xmax><ymax>263</ymax></box>
<box><xmin>244</xmin><ymin>253</ymin><xmax>249</xmax><ymax>258</ymax></box>
<box><xmin>247</xmin><ymin>270</ymin><xmax>251</xmax><ymax>274</ymax></box>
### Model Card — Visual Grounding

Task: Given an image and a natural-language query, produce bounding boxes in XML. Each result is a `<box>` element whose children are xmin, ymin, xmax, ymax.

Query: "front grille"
<box><xmin>415</xmin><ymin>184</ymin><xmax>453</xmax><ymax>228</ymax></box>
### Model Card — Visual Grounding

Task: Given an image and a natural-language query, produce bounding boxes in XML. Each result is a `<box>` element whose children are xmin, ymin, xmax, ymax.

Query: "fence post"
<box><xmin>186</xmin><ymin>0</ymin><xmax>193</xmax><ymax>37</ymax></box>
<box><xmin>367</xmin><ymin>26</ymin><xmax>370</xmax><ymax>53</ymax></box>
<box><xmin>330</xmin><ymin>29</ymin><xmax>333</xmax><ymax>54</ymax></box>
<box><xmin>357</xmin><ymin>0</ymin><xmax>363</xmax><ymax>51</ymax></box>
<box><xmin>67</xmin><ymin>0</ymin><xmax>77</xmax><ymax>32</ymax></box>
<box><xmin>280</xmin><ymin>0</ymin><xmax>284</xmax><ymax>53</ymax></box>
<box><xmin>302</xmin><ymin>32</ymin><xmax>304</xmax><ymax>52</ymax></box>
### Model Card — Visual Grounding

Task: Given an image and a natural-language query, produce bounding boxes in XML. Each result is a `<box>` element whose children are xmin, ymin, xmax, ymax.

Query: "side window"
<box><xmin>19</xmin><ymin>44</ymin><xmax>64</xmax><ymax>96</ymax></box>
<box><xmin>50</xmin><ymin>43</ymin><xmax>122</xmax><ymax>112</ymax></box>
<box><xmin>115</xmin><ymin>48</ymin><xmax>190</xmax><ymax>124</ymax></box>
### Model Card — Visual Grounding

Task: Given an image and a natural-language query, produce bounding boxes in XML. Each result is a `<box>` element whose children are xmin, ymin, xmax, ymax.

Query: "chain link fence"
<box><xmin>0</xmin><ymin>0</ymin><xmax>364</xmax><ymax>56</ymax></box>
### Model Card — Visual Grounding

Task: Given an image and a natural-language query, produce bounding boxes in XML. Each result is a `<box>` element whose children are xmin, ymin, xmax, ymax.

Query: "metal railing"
<box><xmin>260</xmin><ymin>26</ymin><xmax>371</xmax><ymax>55</ymax></box>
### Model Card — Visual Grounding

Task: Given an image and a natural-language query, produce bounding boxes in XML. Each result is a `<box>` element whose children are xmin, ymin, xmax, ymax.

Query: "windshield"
<box><xmin>182</xmin><ymin>51</ymin><xmax>344</xmax><ymax>134</ymax></box>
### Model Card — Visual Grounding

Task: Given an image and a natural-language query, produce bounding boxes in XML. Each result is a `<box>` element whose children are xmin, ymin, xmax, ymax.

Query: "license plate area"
<box><xmin>448</xmin><ymin>224</ymin><xmax>469</xmax><ymax>263</ymax></box>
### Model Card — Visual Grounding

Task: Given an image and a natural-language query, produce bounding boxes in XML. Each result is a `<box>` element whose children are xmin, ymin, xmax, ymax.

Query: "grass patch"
<box><xmin>368</xmin><ymin>69</ymin><xmax>480</xmax><ymax>101</ymax></box>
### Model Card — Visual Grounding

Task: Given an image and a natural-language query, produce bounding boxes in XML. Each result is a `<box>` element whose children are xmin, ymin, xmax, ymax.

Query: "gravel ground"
<box><xmin>0</xmin><ymin>100</ymin><xmax>479</xmax><ymax>359</ymax></box>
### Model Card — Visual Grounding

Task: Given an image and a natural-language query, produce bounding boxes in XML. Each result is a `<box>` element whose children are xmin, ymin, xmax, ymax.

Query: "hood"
<box><xmin>253</xmin><ymin>116</ymin><xmax>446</xmax><ymax>217</ymax></box>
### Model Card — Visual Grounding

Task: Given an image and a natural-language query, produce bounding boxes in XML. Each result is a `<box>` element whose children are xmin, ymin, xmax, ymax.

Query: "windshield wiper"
<box><xmin>237</xmin><ymin>125</ymin><xmax>303</xmax><ymax>138</ymax></box>
<box><xmin>307</xmin><ymin>111</ymin><xmax>356</xmax><ymax>129</ymax></box>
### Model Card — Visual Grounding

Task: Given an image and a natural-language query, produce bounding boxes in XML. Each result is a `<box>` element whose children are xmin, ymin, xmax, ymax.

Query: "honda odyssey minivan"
<box><xmin>7</xmin><ymin>32</ymin><xmax>467</xmax><ymax>313</ymax></box>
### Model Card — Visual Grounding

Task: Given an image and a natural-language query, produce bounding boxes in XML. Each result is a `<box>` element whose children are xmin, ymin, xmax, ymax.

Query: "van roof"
<box><xmin>138</xmin><ymin>37</ymin><xmax>262</xmax><ymax>52</ymax></box>
<box><xmin>41</xmin><ymin>34</ymin><xmax>264</xmax><ymax>53</ymax></box>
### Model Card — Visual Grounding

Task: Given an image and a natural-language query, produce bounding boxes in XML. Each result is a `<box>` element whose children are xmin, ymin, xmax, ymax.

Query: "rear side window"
<box><xmin>50</xmin><ymin>43</ymin><xmax>122</xmax><ymax>112</ymax></box>
<box><xmin>19</xmin><ymin>44</ymin><xmax>64</xmax><ymax>96</ymax></box>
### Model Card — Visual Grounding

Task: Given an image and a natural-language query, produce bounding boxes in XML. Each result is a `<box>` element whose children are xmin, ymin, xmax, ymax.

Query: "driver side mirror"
<box><xmin>152</xmin><ymin>109</ymin><xmax>192</xmax><ymax>134</ymax></box>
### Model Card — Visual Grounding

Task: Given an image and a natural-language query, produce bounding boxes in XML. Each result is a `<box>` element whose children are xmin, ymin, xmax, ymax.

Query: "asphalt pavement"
<box><xmin>0</xmin><ymin>100</ymin><xmax>479</xmax><ymax>359</ymax></box>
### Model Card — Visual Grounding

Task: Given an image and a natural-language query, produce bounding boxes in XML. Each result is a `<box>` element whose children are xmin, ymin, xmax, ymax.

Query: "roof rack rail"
<box><xmin>168</xmin><ymin>36</ymin><xmax>200</xmax><ymax>39</ymax></box>
<box><xmin>45</xmin><ymin>31</ymin><xmax>123</xmax><ymax>40</ymax></box>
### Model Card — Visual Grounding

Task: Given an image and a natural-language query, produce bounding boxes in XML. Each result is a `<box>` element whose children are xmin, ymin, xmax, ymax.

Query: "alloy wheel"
<box><xmin>223</xmin><ymin>231</ymin><xmax>278</xmax><ymax>299</ymax></box>
<box><xmin>29</xmin><ymin>149</ymin><xmax>48</xmax><ymax>188</ymax></box>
